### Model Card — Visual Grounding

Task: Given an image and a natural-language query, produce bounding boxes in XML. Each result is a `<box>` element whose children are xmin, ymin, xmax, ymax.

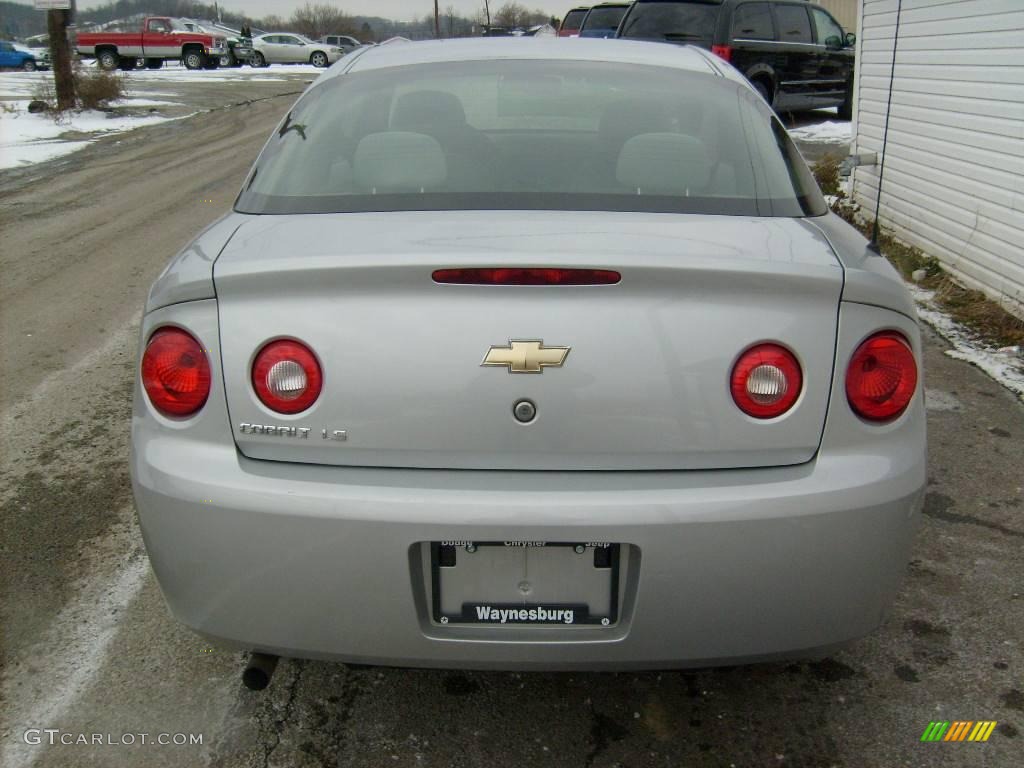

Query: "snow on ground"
<box><xmin>909</xmin><ymin>285</ymin><xmax>1024</xmax><ymax>401</ymax></box>
<box><xmin>112</xmin><ymin>98</ymin><xmax>182</xmax><ymax>107</ymax></box>
<box><xmin>0</xmin><ymin>63</ymin><xmax>317</xmax><ymax>97</ymax></box>
<box><xmin>0</xmin><ymin>63</ymin><xmax>319</xmax><ymax>170</ymax></box>
<box><xmin>108</xmin><ymin>68</ymin><xmax>292</xmax><ymax>84</ymax></box>
<box><xmin>78</xmin><ymin>60</ymin><xmax>322</xmax><ymax>84</ymax></box>
<box><xmin>787</xmin><ymin>120</ymin><xmax>852</xmax><ymax>144</ymax></box>
<box><xmin>0</xmin><ymin>100</ymin><xmax>186</xmax><ymax>169</ymax></box>
<box><xmin>0</xmin><ymin>71</ymin><xmax>43</xmax><ymax>98</ymax></box>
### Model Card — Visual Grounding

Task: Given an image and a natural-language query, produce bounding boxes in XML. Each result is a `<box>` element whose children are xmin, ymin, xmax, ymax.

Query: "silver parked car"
<box><xmin>250</xmin><ymin>33</ymin><xmax>341</xmax><ymax>68</ymax></box>
<box><xmin>321</xmin><ymin>34</ymin><xmax>362</xmax><ymax>54</ymax></box>
<box><xmin>132</xmin><ymin>39</ymin><xmax>925</xmax><ymax>681</ymax></box>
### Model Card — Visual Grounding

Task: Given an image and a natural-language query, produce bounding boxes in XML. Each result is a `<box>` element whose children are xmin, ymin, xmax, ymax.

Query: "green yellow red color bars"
<box><xmin>921</xmin><ymin>721</ymin><xmax>997</xmax><ymax>742</ymax></box>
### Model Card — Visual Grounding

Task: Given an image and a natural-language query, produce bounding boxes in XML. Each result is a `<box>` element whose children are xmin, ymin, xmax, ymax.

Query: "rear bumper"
<box><xmin>132</xmin><ymin>436</ymin><xmax>924</xmax><ymax>670</ymax></box>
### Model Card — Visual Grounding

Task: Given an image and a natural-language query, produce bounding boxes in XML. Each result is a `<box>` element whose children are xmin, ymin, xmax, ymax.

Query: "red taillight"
<box><xmin>846</xmin><ymin>332</ymin><xmax>917</xmax><ymax>422</ymax></box>
<box><xmin>731</xmin><ymin>343</ymin><xmax>802</xmax><ymax>419</ymax></box>
<box><xmin>141</xmin><ymin>327</ymin><xmax>211</xmax><ymax>417</ymax></box>
<box><xmin>432</xmin><ymin>268</ymin><xmax>621</xmax><ymax>286</ymax></box>
<box><xmin>252</xmin><ymin>339</ymin><xmax>322</xmax><ymax>414</ymax></box>
<box><xmin>711</xmin><ymin>44</ymin><xmax>733</xmax><ymax>62</ymax></box>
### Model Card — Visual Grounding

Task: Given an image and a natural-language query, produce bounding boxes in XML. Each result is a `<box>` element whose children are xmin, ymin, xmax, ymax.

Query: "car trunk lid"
<box><xmin>215</xmin><ymin>211</ymin><xmax>842</xmax><ymax>470</ymax></box>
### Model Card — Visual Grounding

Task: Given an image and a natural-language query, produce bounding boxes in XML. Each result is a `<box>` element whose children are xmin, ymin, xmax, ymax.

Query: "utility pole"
<box><xmin>434</xmin><ymin>0</ymin><xmax>441</xmax><ymax>38</ymax></box>
<box><xmin>38</xmin><ymin>1</ymin><xmax>75</xmax><ymax>111</ymax></box>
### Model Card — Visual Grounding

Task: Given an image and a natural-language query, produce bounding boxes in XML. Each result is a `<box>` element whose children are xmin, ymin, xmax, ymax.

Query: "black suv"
<box><xmin>618</xmin><ymin>0</ymin><xmax>856</xmax><ymax>117</ymax></box>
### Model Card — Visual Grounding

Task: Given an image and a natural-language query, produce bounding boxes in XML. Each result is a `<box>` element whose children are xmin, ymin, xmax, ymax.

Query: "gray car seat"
<box><xmin>391</xmin><ymin>90</ymin><xmax>495</xmax><ymax>192</ymax></box>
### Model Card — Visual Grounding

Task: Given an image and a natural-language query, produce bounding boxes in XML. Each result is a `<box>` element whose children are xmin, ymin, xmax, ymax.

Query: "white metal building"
<box><xmin>849</xmin><ymin>0</ymin><xmax>1024</xmax><ymax>318</ymax></box>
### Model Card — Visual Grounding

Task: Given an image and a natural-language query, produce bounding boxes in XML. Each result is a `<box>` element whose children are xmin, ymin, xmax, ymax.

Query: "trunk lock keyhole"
<box><xmin>513</xmin><ymin>399</ymin><xmax>537</xmax><ymax>424</ymax></box>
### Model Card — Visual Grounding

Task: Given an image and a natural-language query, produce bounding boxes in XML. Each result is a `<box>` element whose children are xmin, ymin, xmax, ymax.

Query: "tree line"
<box><xmin>1</xmin><ymin>1</ymin><xmax>559</xmax><ymax>42</ymax></box>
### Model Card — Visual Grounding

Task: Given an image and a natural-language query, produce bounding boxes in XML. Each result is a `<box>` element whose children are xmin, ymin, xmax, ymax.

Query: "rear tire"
<box><xmin>97</xmin><ymin>49</ymin><xmax>120</xmax><ymax>71</ymax></box>
<box><xmin>146</xmin><ymin>59</ymin><xmax>163</xmax><ymax>70</ymax></box>
<box><xmin>22</xmin><ymin>59</ymin><xmax>37</xmax><ymax>72</ymax></box>
<box><xmin>310</xmin><ymin>51</ymin><xmax>328</xmax><ymax>68</ymax></box>
<box><xmin>837</xmin><ymin>82</ymin><xmax>853</xmax><ymax>120</ymax></box>
<box><xmin>183</xmin><ymin>50</ymin><xmax>206</xmax><ymax>70</ymax></box>
<box><xmin>219</xmin><ymin>52</ymin><xmax>235</xmax><ymax>68</ymax></box>
<box><xmin>752</xmin><ymin>78</ymin><xmax>772</xmax><ymax>107</ymax></box>
<box><xmin>251</xmin><ymin>51</ymin><xmax>267</xmax><ymax>68</ymax></box>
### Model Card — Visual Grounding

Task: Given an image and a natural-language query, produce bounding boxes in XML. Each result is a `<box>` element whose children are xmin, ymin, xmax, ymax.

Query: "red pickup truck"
<box><xmin>77</xmin><ymin>17</ymin><xmax>228</xmax><ymax>71</ymax></box>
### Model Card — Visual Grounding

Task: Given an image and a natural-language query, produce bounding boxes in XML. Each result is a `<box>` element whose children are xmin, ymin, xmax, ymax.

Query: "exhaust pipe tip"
<box><xmin>242</xmin><ymin>652</ymin><xmax>279</xmax><ymax>691</ymax></box>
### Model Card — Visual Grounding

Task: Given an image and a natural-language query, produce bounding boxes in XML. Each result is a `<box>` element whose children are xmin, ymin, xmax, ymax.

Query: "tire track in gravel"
<box><xmin>0</xmin><ymin>92</ymin><xmax>297</xmax><ymax>412</ymax></box>
<box><xmin>0</xmin><ymin>86</ymin><xmax>301</xmax><ymax>767</ymax></box>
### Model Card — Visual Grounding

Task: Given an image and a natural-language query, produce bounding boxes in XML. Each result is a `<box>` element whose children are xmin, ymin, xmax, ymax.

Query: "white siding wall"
<box><xmin>851</xmin><ymin>0</ymin><xmax>1024</xmax><ymax>317</ymax></box>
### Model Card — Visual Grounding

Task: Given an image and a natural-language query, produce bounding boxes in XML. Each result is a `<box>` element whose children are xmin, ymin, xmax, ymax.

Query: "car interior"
<box><xmin>283</xmin><ymin>86</ymin><xmax>755</xmax><ymax>201</ymax></box>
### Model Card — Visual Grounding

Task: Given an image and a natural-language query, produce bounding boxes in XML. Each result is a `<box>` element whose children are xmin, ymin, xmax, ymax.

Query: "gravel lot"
<box><xmin>0</xmin><ymin>69</ymin><xmax>1019</xmax><ymax>768</ymax></box>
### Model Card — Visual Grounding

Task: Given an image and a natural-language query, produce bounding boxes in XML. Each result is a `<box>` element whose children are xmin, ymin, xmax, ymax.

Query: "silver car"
<box><xmin>131</xmin><ymin>39</ymin><xmax>925</xmax><ymax>680</ymax></box>
<box><xmin>321</xmin><ymin>34</ymin><xmax>362</xmax><ymax>54</ymax></box>
<box><xmin>250</xmin><ymin>33</ymin><xmax>341</xmax><ymax>68</ymax></box>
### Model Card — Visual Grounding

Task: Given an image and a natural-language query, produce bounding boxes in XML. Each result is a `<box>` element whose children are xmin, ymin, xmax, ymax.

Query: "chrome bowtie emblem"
<box><xmin>482</xmin><ymin>340</ymin><xmax>570</xmax><ymax>374</ymax></box>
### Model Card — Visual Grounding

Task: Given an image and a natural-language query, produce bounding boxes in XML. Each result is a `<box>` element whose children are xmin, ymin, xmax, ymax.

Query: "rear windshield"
<box><xmin>582</xmin><ymin>7</ymin><xmax>629</xmax><ymax>31</ymax></box>
<box><xmin>618</xmin><ymin>1</ymin><xmax>720</xmax><ymax>45</ymax></box>
<box><xmin>235</xmin><ymin>59</ymin><xmax>825</xmax><ymax>217</ymax></box>
<box><xmin>561</xmin><ymin>10</ymin><xmax>589</xmax><ymax>30</ymax></box>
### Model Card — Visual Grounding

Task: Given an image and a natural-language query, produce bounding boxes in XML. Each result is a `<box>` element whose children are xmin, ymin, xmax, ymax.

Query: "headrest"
<box><xmin>353</xmin><ymin>132</ymin><xmax>447</xmax><ymax>193</ymax></box>
<box><xmin>598</xmin><ymin>98</ymin><xmax>672</xmax><ymax>150</ymax></box>
<box><xmin>616</xmin><ymin>133</ymin><xmax>714</xmax><ymax>196</ymax></box>
<box><xmin>392</xmin><ymin>90</ymin><xmax>468</xmax><ymax>133</ymax></box>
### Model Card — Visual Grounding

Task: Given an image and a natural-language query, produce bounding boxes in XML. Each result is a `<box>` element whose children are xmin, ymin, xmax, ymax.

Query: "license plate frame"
<box><xmin>430</xmin><ymin>541</ymin><xmax>621</xmax><ymax>627</ymax></box>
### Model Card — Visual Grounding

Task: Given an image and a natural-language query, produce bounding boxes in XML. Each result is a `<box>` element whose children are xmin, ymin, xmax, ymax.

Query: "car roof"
<box><xmin>337</xmin><ymin>37</ymin><xmax>723</xmax><ymax>77</ymax></box>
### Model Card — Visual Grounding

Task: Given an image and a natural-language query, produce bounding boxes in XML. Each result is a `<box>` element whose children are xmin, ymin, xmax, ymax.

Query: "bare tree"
<box><xmin>495</xmin><ymin>2</ymin><xmax>547</xmax><ymax>28</ymax></box>
<box><xmin>445</xmin><ymin>6</ymin><xmax>456</xmax><ymax>37</ymax></box>
<box><xmin>261</xmin><ymin>14</ymin><xmax>286</xmax><ymax>31</ymax></box>
<box><xmin>483</xmin><ymin>0</ymin><xmax>491</xmax><ymax>27</ymax></box>
<box><xmin>289</xmin><ymin>2</ymin><xmax>354</xmax><ymax>39</ymax></box>
<box><xmin>494</xmin><ymin>2</ymin><xmax>527</xmax><ymax>28</ymax></box>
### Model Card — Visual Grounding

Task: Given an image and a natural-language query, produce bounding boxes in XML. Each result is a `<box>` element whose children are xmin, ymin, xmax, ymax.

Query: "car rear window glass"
<box><xmin>618</xmin><ymin>1</ymin><xmax>720</xmax><ymax>45</ymax></box>
<box><xmin>236</xmin><ymin>60</ymin><xmax>825</xmax><ymax>217</ymax></box>
<box><xmin>582</xmin><ymin>7</ymin><xmax>629</xmax><ymax>31</ymax></box>
<box><xmin>774</xmin><ymin>4</ymin><xmax>812</xmax><ymax>44</ymax></box>
<box><xmin>562</xmin><ymin>9</ymin><xmax>589</xmax><ymax>29</ymax></box>
<box><xmin>731</xmin><ymin>3</ymin><xmax>774</xmax><ymax>40</ymax></box>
